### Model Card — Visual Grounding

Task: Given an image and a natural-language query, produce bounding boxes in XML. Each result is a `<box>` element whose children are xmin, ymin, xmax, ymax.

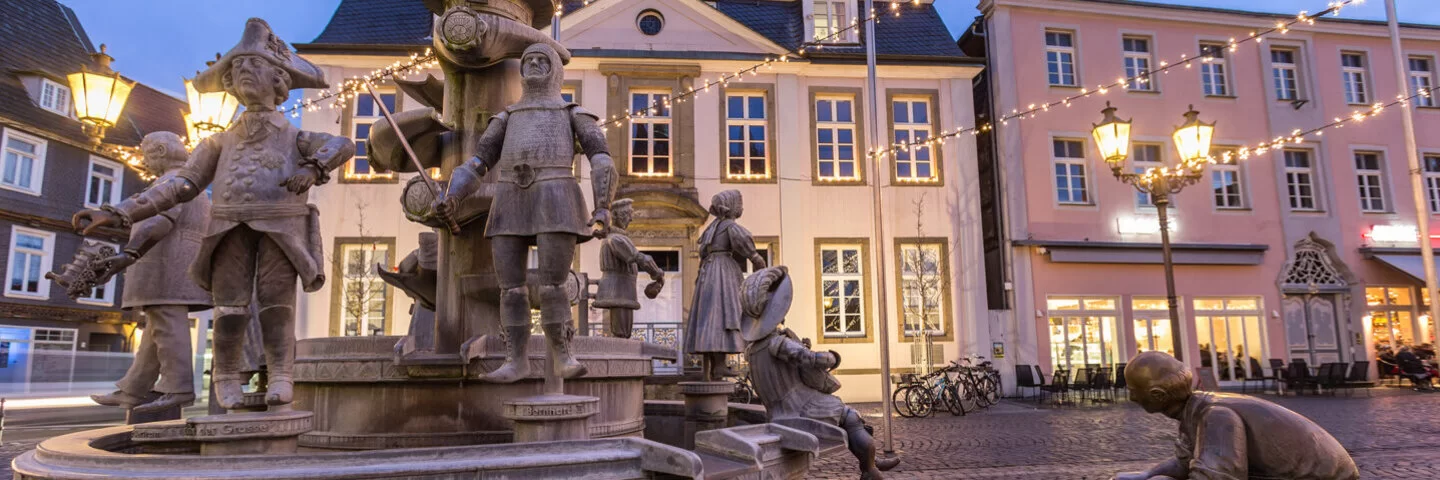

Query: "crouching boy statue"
<box><xmin>1113</xmin><ymin>352</ymin><xmax>1359</xmax><ymax>480</ymax></box>
<box><xmin>740</xmin><ymin>266</ymin><xmax>899</xmax><ymax>479</ymax></box>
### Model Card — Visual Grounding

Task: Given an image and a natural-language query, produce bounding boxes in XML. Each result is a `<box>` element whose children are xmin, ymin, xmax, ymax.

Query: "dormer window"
<box><xmin>813</xmin><ymin>1</ymin><xmax>854</xmax><ymax>43</ymax></box>
<box><xmin>38</xmin><ymin>78</ymin><xmax>70</xmax><ymax>116</ymax></box>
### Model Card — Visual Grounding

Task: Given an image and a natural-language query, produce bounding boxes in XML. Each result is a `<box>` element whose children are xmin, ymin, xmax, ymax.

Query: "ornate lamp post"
<box><xmin>1093</xmin><ymin>103</ymin><xmax>1215</xmax><ymax>361</ymax></box>
<box><xmin>67</xmin><ymin>45</ymin><xmax>135</xmax><ymax>146</ymax></box>
<box><xmin>183</xmin><ymin>76</ymin><xmax>239</xmax><ymax>147</ymax></box>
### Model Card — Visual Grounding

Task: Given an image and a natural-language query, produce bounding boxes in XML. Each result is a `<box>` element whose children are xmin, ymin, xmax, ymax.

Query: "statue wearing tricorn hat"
<box><xmin>74</xmin><ymin>18</ymin><xmax>356</xmax><ymax>411</ymax></box>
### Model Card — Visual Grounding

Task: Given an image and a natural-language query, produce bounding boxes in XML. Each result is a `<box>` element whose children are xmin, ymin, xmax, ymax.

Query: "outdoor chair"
<box><xmin>1068</xmin><ymin>367</ymin><xmax>1091</xmax><ymax>402</ymax></box>
<box><xmin>1038</xmin><ymin>367</ymin><xmax>1069</xmax><ymax>406</ymax></box>
<box><xmin>1014</xmin><ymin>364</ymin><xmax>1040</xmax><ymax>399</ymax></box>
<box><xmin>1285</xmin><ymin>359</ymin><xmax>1314</xmax><ymax>395</ymax></box>
<box><xmin>1111</xmin><ymin>363</ymin><xmax>1128</xmax><ymax>399</ymax></box>
<box><xmin>1315</xmin><ymin>362</ymin><xmax>1347</xmax><ymax>396</ymax></box>
<box><xmin>1341</xmin><ymin>361</ymin><xmax>1371</xmax><ymax>397</ymax></box>
<box><xmin>1241</xmin><ymin>358</ymin><xmax>1277</xmax><ymax>394</ymax></box>
<box><xmin>1089</xmin><ymin>368</ymin><xmax>1113</xmax><ymax>403</ymax></box>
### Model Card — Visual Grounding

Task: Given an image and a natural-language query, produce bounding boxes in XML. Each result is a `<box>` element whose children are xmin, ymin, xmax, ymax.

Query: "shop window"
<box><xmin>1131</xmin><ymin>297</ymin><xmax>1175</xmax><ymax>356</ymax></box>
<box><xmin>1194</xmin><ymin>297</ymin><xmax>1265</xmax><ymax>383</ymax></box>
<box><xmin>1047</xmin><ymin>296</ymin><xmax>1120</xmax><ymax>370</ymax></box>
<box><xmin>1367</xmin><ymin>286</ymin><xmax>1430</xmax><ymax>351</ymax></box>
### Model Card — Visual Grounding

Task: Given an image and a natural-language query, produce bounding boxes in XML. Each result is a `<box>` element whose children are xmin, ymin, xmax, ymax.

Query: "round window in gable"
<box><xmin>636</xmin><ymin>10</ymin><xmax>664</xmax><ymax>36</ymax></box>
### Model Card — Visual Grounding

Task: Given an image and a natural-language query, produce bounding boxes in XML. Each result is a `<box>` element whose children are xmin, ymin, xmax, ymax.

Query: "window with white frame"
<box><xmin>1355</xmin><ymin>152</ymin><xmax>1387</xmax><ymax>213</ymax></box>
<box><xmin>630</xmin><ymin>91</ymin><xmax>672</xmax><ymax>177</ymax></box>
<box><xmin>1410</xmin><ymin>56</ymin><xmax>1435</xmax><ymax>108</ymax></box>
<box><xmin>820</xmin><ymin>243</ymin><xmax>865</xmax><ymax>338</ymax></box>
<box><xmin>812</xmin><ymin>1</ymin><xmax>853</xmax><ymax>43</ymax></box>
<box><xmin>338</xmin><ymin>241</ymin><xmax>391</xmax><ymax>336</ymax></box>
<box><xmin>561</xmin><ymin>88</ymin><xmax>576</xmax><ymax>104</ymax></box>
<box><xmin>2</xmin><ymin>129</ymin><xmax>46</xmax><ymax>195</ymax></box>
<box><xmin>76</xmin><ymin>241</ymin><xmax>118</xmax><ymax>305</ymax></box>
<box><xmin>1284</xmin><ymin>149</ymin><xmax>1319</xmax><ymax>211</ymax></box>
<box><xmin>1132</xmin><ymin>143</ymin><xmax>1163</xmax><ymax>207</ymax></box>
<box><xmin>1271</xmin><ymin>48</ymin><xmax>1300</xmax><ymax>101</ymax></box>
<box><xmin>892</xmin><ymin>97</ymin><xmax>936</xmax><ymax>183</ymax></box>
<box><xmin>38</xmin><ymin>78</ymin><xmax>70</xmax><ymax>116</ymax></box>
<box><xmin>815</xmin><ymin>95</ymin><xmax>859</xmax><ymax>181</ymax></box>
<box><xmin>899</xmin><ymin>241</ymin><xmax>946</xmax><ymax>337</ymax></box>
<box><xmin>1210</xmin><ymin>147</ymin><xmax>1245</xmax><ymax>209</ymax></box>
<box><xmin>1425</xmin><ymin>154</ymin><xmax>1440</xmax><ymax>212</ymax></box>
<box><xmin>84</xmin><ymin>157</ymin><xmax>123</xmax><ymax>208</ymax></box>
<box><xmin>1200</xmin><ymin>43</ymin><xmax>1230</xmax><ymax>96</ymax></box>
<box><xmin>1052</xmin><ymin>139</ymin><xmax>1089</xmax><ymax>204</ymax></box>
<box><xmin>726</xmin><ymin>92</ymin><xmax>769</xmax><ymax>180</ymax></box>
<box><xmin>1342</xmin><ymin>52</ymin><xmax>1369</xmax><ymax>104</ymax></box>
<box><xmin>347</xmin><ymin>92</ymin><xmax>397</xmax><ymax>181</ymax></box>
<box><xmin>1122</xmin><ymin>36</ymin><xmax>1154</xmax><ymax>91</ymax></box>
<box><xmin>1045</xmin><ymin>30</ymin><xmax>1078</xmax><ymax>86</ymax></box>
<box><xmin>6</xmin><ymin>227</ymin><xmax>54</xmax><ymax>299</ymax></box>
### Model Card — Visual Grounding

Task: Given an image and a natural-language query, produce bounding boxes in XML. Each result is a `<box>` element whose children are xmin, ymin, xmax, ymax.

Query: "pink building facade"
<box><xmin>976</xmin><ymin>0</ymin><xmax>1440</xmax><ymax>386</ymax></box>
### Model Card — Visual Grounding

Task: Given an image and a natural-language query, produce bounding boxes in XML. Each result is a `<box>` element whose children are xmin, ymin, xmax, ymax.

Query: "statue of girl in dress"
<box><xmin>685</xmin><ymin>190</ymin><xmax>766</xmax><ymax>380</ymax></box>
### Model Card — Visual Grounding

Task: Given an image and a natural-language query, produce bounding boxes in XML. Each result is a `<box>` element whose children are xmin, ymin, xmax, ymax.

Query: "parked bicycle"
<box><xmin>892</xmin><ymin>355</ymin><xmax>1002</xmax><ymax>418</ymax></box>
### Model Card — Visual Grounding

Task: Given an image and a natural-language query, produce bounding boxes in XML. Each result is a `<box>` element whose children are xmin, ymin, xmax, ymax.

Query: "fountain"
<box><xmin>14</xmin><ymin>1</ymin><xmax>848</xmax><ymax>478</ymax></box>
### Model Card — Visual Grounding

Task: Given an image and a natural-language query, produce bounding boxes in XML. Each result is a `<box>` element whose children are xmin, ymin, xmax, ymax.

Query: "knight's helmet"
<box><xmin>519</xmin><ymin>43</ymin><xmax>565</xmax><ymax>102</ymax></box>
<box><xmin>139</xmin><ymin>131</ymin><xmax>188</xmax><ymax>178</ymax></box>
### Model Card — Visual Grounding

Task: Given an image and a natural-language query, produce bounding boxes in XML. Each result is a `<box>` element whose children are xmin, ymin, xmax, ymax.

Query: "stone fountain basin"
<box><xmin>10</xmin><ymin>401</ymin><xmax>847</xmax><ymax>480</ymax></box>
<box><xmin>12</xmin><ymin>426</ymin><xmax>704</xmax><ymax>479</ymax></box>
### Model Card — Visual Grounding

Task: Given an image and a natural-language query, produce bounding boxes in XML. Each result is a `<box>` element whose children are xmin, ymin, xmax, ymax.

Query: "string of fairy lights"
<box><xmin>281</xmin><ymin>49</ymin><xmax>439</xmax><ymax>116</ymax></box>
<box><xmin>272</xmin><ymin>0</ymin><xmax>1400</xmax><ymax>184</ymax></box>
<box><xmin>872</xmin><ymin>0</ymin><xmax>1365</xmax><ymax>160</ymax></box>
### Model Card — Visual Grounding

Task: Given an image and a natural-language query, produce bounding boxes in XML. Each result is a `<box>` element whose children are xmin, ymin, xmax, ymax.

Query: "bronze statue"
<box><xmin>740</xmin><ymin>266</ymin><xmax>898</xmax><ymax>479</ymax></box>
<box><xmin>433</xmin><ymin>42</ymin><xmax>616</xmax><ymax>383</ymax></box>
<box><xmin>73</xmin><ymin>18</ymin><xmax>355</xmax><ymax>410</ymax></box>
<box><xmin>1114</xmin><ymin>352</ymin><xmax>1358</xmax><ymax>480</ymax></box>
<box><xmin>59</xmin><ymin>132</ymin><xmax>212</xmax><ymax>413</ymax></box>
<box><xmin>593</xmin><ymin>199</ymin><xmax>664</xmax><ymax>339</ymax></box>
<box><xmin>686</xmin><ymin>190</ymin><xmax>765</xmax><ymax>380</ymax></box>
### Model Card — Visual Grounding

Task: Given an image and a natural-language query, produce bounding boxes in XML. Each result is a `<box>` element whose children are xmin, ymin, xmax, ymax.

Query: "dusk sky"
<box><xmin>63</xmin><ymin>0</ymin><xmax>1440</xmax><ymax>98</ymax></box>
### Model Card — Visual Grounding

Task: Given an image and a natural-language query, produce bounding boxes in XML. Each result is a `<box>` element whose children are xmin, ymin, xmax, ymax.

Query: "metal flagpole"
<box><xmin>1386</xmin><ymin>0</ymin><xmax>1440</xmax><ymax>344</ymax></box>
<box><xmin>862</xmin><ymin>0</ymin><xmax>896</xmax><ymax>457</ymax></box>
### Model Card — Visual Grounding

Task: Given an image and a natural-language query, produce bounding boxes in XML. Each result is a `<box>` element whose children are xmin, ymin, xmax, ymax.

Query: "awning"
<box><xmin>1370</xmin><ymin>254</ymin><xmax>1438</xmax><ymax>283</ymax></box>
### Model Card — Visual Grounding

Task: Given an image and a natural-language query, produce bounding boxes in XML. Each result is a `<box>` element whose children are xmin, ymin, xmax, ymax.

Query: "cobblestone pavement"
<box><xmin>812</xmin><ymin>388</ymin><xmax>1440</xmax><ymax>479</ymax></box>
<box><xmin>2</xmin><ymin>389</ymin><xmax>1437</xmax><ymax>479</ymax></box>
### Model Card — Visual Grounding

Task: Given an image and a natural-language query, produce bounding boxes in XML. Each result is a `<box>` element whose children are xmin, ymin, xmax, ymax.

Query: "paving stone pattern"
<box><xmin>813</xmin><ymin>388</ymin><xmax>1440</xmax><ymax>479</ymax></box>
<box><xmin>1</xmin><ymin>390</ymin><xmax>1437</xmax><ymax>479</ymax></box>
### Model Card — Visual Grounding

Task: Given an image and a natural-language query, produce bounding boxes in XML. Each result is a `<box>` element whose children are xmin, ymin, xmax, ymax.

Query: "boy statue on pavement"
<box><xmin>74</xmin><ymin>18</ymin><xmax>355</xmax><ymax>410</ymax></box>
<box><xmin>1114</xmin><ymin>352</ymin><xmax>1358</xmax><ymax>480</ymax></box>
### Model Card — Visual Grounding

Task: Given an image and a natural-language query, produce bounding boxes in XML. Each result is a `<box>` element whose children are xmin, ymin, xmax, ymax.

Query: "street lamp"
<box><xmin>1092</xmin><ymin>103</ymin><xmax>1215</xmax><ymax>362</ymax></box>
<box><xmin>183</xmin><ymin>76</ymin><xmax>239</xmax><ymax>147</ymax></box>
<box><xmin>67</xmin><ymin>44</ymin><xmax>135</xmax><ymax>146</ymax></box>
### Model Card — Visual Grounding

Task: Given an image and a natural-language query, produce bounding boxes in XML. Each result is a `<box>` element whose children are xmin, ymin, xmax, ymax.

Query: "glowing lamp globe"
<box><xmin>184</xmin><ymin>77</ymin><xmax>239</xmax><ymax>139</ymax></box>
<box><xmin>1091</xmin><ymin>102</ymin><xmax>1131</xmax><ymax>166</ymax></box>
<box><xmin>1172</xmin><ymin>105</ymin><xmax>1215</xmax><ymax>163</ymax></box>
<box><xmin>67</xmin><ymin>45</ymin><xmax>134</xmax><ymax>143</ymax></box>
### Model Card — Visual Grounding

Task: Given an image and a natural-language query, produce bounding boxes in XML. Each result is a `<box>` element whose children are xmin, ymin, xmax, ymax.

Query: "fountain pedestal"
<box><xmin>678</xmin><ymin>381</ymin><xmax>734</xmax><ymax>449</ymax></box>
<box><xmin>504</xmin><ymin>394</ymin><xmax>599</xmax><ymax>442</ymax></box>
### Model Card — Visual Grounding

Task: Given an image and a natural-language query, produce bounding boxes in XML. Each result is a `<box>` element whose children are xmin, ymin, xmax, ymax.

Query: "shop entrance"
<box><xmin>1277</xmin><ymin>234</ymin><xmax>1353</xmax><ymax>366</ymax></box>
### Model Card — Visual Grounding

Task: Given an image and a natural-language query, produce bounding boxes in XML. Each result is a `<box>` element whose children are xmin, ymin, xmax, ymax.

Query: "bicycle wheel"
<box><xmin>728</xmin><ymin>384</ymin><xmax>753</xmax><ymax>404</ymax></box>
<box><xmin>941</xmin><ymin>382</ymin><xmax>966</xmax><ymax>416</ymax></box>
<box><xmin>892</xmin><ymin>385</ymin><xmax>915</xmax><ymax>418</ymax></box>
<box><xmin>906</xmin><ymin>384</ymin><xmax>935</xmax><ymax>418</ymax></box>
<box><xmin>982</xmin><ymin>374</ymin><xmax>1001</xmax><ymax>405</ymax></box>
<box><xmin>955</xmin><ymin>377</ymin><xmax>981</xmax><ymax>412</ymax></box>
